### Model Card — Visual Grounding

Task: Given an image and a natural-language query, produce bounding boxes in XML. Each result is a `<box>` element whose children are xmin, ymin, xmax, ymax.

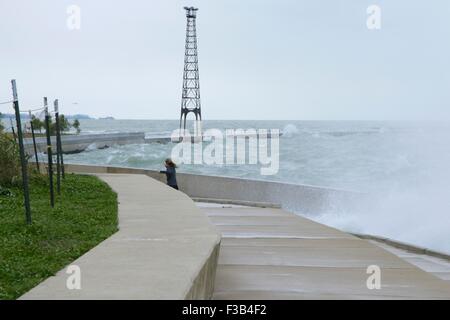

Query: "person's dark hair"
<box><xmin>165</xmin><ymin>158</ymin><xmax>177</xmax><ymax>168</ymax></box>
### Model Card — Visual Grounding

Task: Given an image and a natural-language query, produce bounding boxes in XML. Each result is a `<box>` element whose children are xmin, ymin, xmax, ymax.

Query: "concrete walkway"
<box><xmin>370</xmin><ymin>240</ymin><xmax>450</xmax><ymax>282</ymax></box>
<box><xmin>18</xmin><ymin>169</ymin><xmax>450</xmax><ymax>300</ymax></box>
<box><xmin>197</xmin><ymin>202</ymin><xmax>450</xmax><ymax>299</ymax></box>
<box><xmin>21</xmin><ymin>174</ymin><xmax>220</xmax><ymax>300</ymax></box>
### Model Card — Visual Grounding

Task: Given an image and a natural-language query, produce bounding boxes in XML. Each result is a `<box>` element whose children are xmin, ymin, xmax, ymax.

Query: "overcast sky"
<box><xmin>0</xmin><ymin>0</ymin><xmax>449</xmax><ymax>120</ymax></box>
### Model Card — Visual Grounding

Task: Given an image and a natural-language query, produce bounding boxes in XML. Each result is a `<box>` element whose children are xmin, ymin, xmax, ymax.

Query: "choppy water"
<box><xmin>61</xmin><ymin>119</ymin><xmax>450</xmax><ymax>254</ymax></box>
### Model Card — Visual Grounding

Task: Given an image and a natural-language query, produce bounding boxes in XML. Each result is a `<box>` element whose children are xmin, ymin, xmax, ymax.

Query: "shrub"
<box><xmin>0</xmin><ymin>112</ymin><xmax>4</xmax><ymax>132</ymax></box>
<box><xmin>0</xmin><ymin>132</ymin><xmax>20</xmax><ymax>186</ymax></box>
<box><xmin>73</xmin><ymin>119</ymin><xmax>81</xmax><ymax>134</ymax></box>
<box><xmin>31</xmin><ymin>115</ymin><xmax>44</xmax><ymax>133</ymax></box>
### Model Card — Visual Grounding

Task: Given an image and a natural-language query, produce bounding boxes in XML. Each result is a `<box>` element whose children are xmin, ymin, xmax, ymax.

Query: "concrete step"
<box><xmin>200</xmin><ymin>205</ymin><xmax>450</xmax><ymax>300</ymax></box>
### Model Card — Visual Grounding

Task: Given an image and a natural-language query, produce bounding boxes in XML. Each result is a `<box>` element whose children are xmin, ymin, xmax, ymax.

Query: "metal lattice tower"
<box><xmin>180</xmin><ymin>6</ymin><xmax>202</xmax><ymax>136</ymax></box>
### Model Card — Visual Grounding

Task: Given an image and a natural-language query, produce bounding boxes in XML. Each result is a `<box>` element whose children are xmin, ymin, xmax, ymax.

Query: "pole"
<box><xmin>44</xmin><ymin>97</ymin><xmax>54</xmax><ymax>208</ymax></box>
<box><xmin>55</xmin><ymin>101</ymin><xmax>65</xmax><ymax>179</ymax></box>
<box><xmin>11</xmin><ymin>80</ymin><xmax>32</xmax><ymax>224</ymax></box>
<box><xmin>54</xmin><ymin>100</ymin><xmax>61</xmax><ymax>195</ymax></box>
<box><xmin>10</xmin><ymin>118</ymin><xmax>17</xmax><ymax>144</ymax></box>
<box><xmin>29</xmin><ymin>111</ymin><xmax>40</xmax><ymax>172</ymax></box>
<box><xmin>60</xmin><ymin>135</ymin><xmax>65</xmax><ymax>178</ymax></box>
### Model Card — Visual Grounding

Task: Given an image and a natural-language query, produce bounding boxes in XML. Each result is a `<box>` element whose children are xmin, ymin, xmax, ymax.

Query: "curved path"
<box><xmin>21</xmin><ymin>174</ymin><xmax>220</xmax><ymax>300</ymax></box>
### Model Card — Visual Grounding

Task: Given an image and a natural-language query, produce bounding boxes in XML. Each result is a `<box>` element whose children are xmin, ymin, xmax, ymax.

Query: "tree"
<box><xmin>0</xmin><ymin>113</ymin><xmax>4</xmax><ymax>132</ymax></box>
<box><xmin>49</xmin><ymin>114</ymin><xmax>71</xmax><ymax>135</ymax></box>
<box><xmin>31</xmin><ymin>115</ymin><xmax>44</xmax><ymax>133</ymax></box>
<box><xmin>0</xmin><ymin>133</ymin><xmax>20</xmax><ymax>186</ymax></box>
<box><xmin>30</xmin><ymin>115</ymin><xmax>80</xmax><ymax>135</ymax></box>
<box><xmin>73</xmin><ymin>119</ymin><xmax>81</xmax><ymax>134</ymax></box>
<box><xmin>45</xmin><ymin>115</ymin><xmax>56</xmax><ymax>135</ymax></box>
<box><xmin>59</xmin><ymin>114</ymin><xmax>71</xmax><ymax>132</ymax></box>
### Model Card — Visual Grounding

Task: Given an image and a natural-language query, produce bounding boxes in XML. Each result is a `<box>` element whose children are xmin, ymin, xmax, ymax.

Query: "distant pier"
<box><xmin>23</xmin><ymin>131</ymin><xmax>284</xmax><ymax>155</ymax></box>
<box><xmin>24</xmin><ymin>132</ymin><xmax>147</xmax><ymax>155</ymax></box>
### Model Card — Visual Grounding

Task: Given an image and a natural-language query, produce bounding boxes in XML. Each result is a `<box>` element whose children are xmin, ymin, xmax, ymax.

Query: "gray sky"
<box><xmin>0</xmin><ymin>0</ymin><xmax>449</xmax><ymax>120</ymax></box>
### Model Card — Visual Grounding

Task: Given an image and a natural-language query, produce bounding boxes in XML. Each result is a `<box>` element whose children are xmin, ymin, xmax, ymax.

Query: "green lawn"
<box><xmin>0</xmin><ymin>174</ymin><xmax>118</xmax><ymax>300</ymax></box>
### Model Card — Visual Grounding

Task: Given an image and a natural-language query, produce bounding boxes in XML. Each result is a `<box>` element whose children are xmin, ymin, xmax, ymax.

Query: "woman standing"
<box><xmin>160</xmin><ymin>158</ymin><xmax>178</xmax><ymax>190</ymax></box>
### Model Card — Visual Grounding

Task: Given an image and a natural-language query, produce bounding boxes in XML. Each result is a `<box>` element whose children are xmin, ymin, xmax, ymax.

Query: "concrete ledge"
<box><xmin>185</xmin><ymin>242</ymin><xmax>221</xmax><ymax>299</ymax></box>
<box><xmin>192</xmin><ymin>197</ymin><xmax>281</xmax><ymax>208</ymax></box>
<box><xmin>20</xmin><ymin>173</ymin><xmax>221</xmax><ymax>300</ymax></box>
<box><xmin>352</xmin><ymin>233</ymin><xmax>450</xmax><ymax>262</ymax></box>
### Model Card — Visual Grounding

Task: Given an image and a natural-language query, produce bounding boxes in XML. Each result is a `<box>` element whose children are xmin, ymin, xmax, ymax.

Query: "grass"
<box><xmin>0</xmin><ymin>174</ymin><xmax>118</xmax><ymax>300</ymax></box>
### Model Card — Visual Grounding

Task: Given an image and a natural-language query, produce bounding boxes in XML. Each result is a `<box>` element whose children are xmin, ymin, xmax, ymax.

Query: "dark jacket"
<box><xmin>160</xmin><ymin>166</ymin><xmax>177</xmax><ymax>186</ymax></box>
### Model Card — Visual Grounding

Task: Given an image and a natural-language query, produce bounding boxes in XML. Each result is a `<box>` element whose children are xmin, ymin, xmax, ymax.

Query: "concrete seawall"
<box><xmin>24</xmin><ymin>132</ymin><xmax>146</xmax><ymax>154</ymax></box>
<box><xmin>63</xmin><ymin>163</ymin><xmax>363</xmax><ymax>215</ymax></box>
<box><xmin>175</xmin><ymin>173</ymin><xmax>364</xmax><ymax>215</ymax></box>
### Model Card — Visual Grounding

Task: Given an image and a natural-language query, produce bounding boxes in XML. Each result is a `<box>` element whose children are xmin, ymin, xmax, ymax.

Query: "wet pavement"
<box><xmin>197</xmin><ymin>202</ymin><xmax>450</xmax><ymax>300</ymax></box>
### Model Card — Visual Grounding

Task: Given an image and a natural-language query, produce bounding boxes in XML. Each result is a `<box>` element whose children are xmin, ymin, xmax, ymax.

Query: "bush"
<box><xmin>0</xmin><ymin>133</ymin><xmax>20</xmax><ymax>186</ymax></box>
<box><xmin>0</xmin><ymin>112</ymin><xmax>4</xmax><ymax>132</ymax></box>
<box><xmin>73</xmin><ymin>119</ymin><xmax>81</xmax><ymax>134</ymax></box>
<box><xmin>31</xmin><ymin>115</ymin><xmax>44</xmax><ymax>133</ymax></box>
